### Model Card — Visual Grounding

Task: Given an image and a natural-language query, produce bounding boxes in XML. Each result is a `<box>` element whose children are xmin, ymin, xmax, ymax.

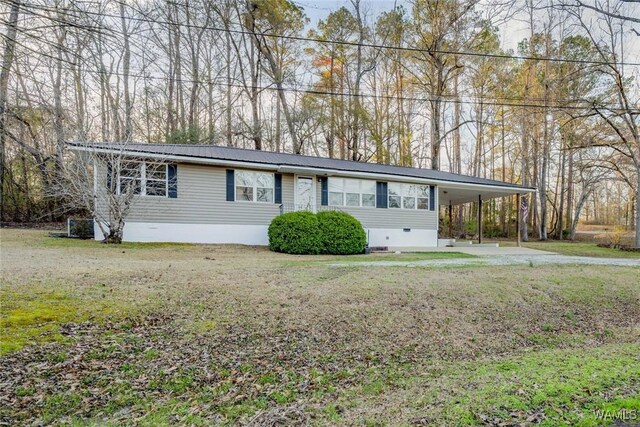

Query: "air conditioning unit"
<box><xmin>67</xmin><ymin>218</ymin><xmax>95</xmax><ymax>239</ymax></box>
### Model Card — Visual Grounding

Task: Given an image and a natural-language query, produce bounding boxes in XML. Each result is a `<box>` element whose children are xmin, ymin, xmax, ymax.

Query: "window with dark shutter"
<box><xmin>274</xmin><ymin>174</ymin><xmax>282</xmax><ymax>204</ymax></box>
<box><xmin>376</xmin><ymin>181</ymin><xmax>388</xmax><ymax>208</ymax></box>
<box><xmin>430</xmin><ymin>186</ymin><xmax>436</xmax><ymax>210</ymax></box>
<box><xmin>320</xmin><ymin>177</ymin><xmax>328</xmax><ymax>206</ymax></box>
<box><xmin>168</xmin><ymin>164</ymin><xmax>178</xmax><ymax>198</ymax></box>
<box><xmin>226</xmin><ymin>169</ymin><xmax>235</xmax><ymax>201</ymax></box>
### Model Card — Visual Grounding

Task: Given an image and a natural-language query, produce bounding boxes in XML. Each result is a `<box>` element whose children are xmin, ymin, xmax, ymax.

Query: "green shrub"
<box><xmin>268</xmin><ymin>211</ymin><xmax>323</xmax><ymax>254</ymax></box>
<box><xmin>317</xmin><ymin>211</ymin><xmax>366</xmax><ymax>255</ymax></box>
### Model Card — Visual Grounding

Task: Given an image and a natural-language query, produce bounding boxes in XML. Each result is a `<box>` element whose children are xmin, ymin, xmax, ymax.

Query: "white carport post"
<box><xmin>516</xmin><ymin>193</ymin><xmax>521</xmax><ymax>247</ymax></box>
<box><xmin>477</xmin><ymin>195</ymin><xmax>483</xmax><ymax>244</ymax></box>
<box><xmin>448</xmin><ymin>200</ymin><xmax>453</xmax><ymax>239</ymax></box>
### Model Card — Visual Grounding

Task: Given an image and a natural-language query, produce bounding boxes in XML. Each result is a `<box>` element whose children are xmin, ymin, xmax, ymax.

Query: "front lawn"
<box><xmin>1</xmin><ymin>228</ymin><xmax>638</xmax><ymax>426</ymax></box>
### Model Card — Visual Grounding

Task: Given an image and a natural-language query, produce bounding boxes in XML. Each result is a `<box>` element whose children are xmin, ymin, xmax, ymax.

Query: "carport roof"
<box><xmin>68</xmin><ymin>142</ymin><xmax>535</xmax><ymax>204</ymax></box>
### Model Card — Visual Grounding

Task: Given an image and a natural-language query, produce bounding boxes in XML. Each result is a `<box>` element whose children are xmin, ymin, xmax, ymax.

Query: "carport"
<box><xmin>438</xmin><ymin>182</ymin><xmax>537</xmax><ymax>247</ymax></box>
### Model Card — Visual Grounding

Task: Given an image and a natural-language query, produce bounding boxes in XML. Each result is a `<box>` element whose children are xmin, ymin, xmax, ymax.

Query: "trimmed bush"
<box><xmin>317</xmin><ymin>211</ymin><xmax>366</xmax><ymax>255</ymax></box>
<box><xmin>268</xmin><ymin>211</ymin><xmax>323</xmax><ymax>254</ymax></box>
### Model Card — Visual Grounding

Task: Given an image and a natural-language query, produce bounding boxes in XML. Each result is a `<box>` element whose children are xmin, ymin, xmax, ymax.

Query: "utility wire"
<box><xmin>5</xmin><ymin>50</ymin><xmax>635</xmax><ymax>113</ymax></box>
<box><xmin>7</xmin><ymin>51</ymin><xmax>621</xmax><ymax>109</ymax></box>
<box><xmin>2</xmin><ymin>31</ymin><xmax>635</xmax><ymax>112</ymax></box>
<box><xmin>10</xmin><ymin>0</ymin><xmax>640</xmax><ymax>68</ymax></box>
<box><xmin>3</xmin><ymin>0</ymin><xmax>639</xmax><ymax>112</ymax></box>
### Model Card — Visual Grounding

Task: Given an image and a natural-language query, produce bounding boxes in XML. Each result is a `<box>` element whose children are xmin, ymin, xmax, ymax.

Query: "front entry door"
<box><xmin>296</xmin><ymin>176</ymin><xmax>315</xmax><ymax>212</ymax></box>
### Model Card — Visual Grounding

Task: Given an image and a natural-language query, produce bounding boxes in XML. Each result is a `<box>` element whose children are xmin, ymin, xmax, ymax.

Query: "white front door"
<box><xmin>296</xmin><ymin>176</ymin><xmax>315</xmax><ymax>212</ymax></box>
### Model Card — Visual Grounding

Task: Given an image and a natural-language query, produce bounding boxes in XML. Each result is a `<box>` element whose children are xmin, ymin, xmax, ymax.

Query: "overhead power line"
<box><xmin>3</xmin><ymin>31</ymin><xmax>637</xmax><ymax>113</ymax></box>
<box><xmin>6</xmin><ymin>51</ymin><xmax>637</xmax><ymax>113</ymax></box>
<box><xmin>10</xmin><ymin>0</ymin><xmax>640</xmax><ymax>68</ymax></box>
<box><xmin>4</xmin><ymin>0</ymin><xmax>639</xmax><ymax>113</ymax></box>
<box><xmin>4</xmin><ymin>47</ymin><xmax>623</xmax><ymax>109</ymax></box>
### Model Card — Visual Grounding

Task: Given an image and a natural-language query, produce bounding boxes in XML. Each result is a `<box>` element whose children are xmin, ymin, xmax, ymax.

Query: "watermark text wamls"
<box><xmin>594</xmin><ymin>408</ymin><xmax>638</xmax><ymax>421</ymax></box>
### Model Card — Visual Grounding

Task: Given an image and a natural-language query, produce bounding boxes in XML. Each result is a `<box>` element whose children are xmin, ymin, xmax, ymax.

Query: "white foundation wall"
<box><xmin>94</xmin><ymin>222</ymin><xmax>270</xmax><ymax>245</ymax></box>
<box><xmin>95</xmin><ymin>222</ymin><xmax>438</xmax><ymax>249</ymax></box>
<box><xmin>366</xmin><ymin>228</ymin><xmax>438</xmax><ymax>249</ymax></box>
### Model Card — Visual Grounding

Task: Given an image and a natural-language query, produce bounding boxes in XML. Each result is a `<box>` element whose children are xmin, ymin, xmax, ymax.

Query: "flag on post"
<box><xmin>521</xmin><ymin>196</ymin><xmax>529</xmax><ymax>222</ymax></box>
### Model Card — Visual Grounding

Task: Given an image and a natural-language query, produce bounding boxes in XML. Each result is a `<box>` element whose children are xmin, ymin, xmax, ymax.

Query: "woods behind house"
<box><xmin>1</xmin><ymin>0</ymin><xmax>639</xmax><ymax>245</ymax></box>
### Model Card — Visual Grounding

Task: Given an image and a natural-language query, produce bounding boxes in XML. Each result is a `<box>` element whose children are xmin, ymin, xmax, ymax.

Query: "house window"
<box><xmin>235</xmin><ymin>170</ymin><xmax>274</xmax><ymax>203</ymax></box>
<box><xmin>328</xmin><ymin>178</ymin><xmax>376</xmax><ymax>208</ymax></box>
<box><xmin>119</xmin><ymin>162</ymin><xmax>142</xmax><ymax>195</ymax></box>
<box><xmin>145</xmin><ymin>163</ymin><xmax>168</xmax><ymax>196</ymax></box>
<box><xmin>388</xmin><ymin>183</ymin><xmax>430</xmax><ymax>210</ymax></box>
<box><xmin>118</xmin><ymin>161</ymin><xmax>167</xmax><ymax>197</ymax></box>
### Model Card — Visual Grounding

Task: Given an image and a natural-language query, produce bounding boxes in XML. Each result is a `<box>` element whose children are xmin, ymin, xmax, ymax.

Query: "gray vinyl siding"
<box><xmin>98</xmin><ymin>163</ymin><xmax>293</xmax><ymax>225</ymax></box>
<box><xmin>97</xmin><ymin>161</ymin><xmax>437</xmax><ymax>229</ymax></box>
<box><xmin>315</xmin><ymin>180</ymin><xmax>438</xmax><ymax>230</ymax></box>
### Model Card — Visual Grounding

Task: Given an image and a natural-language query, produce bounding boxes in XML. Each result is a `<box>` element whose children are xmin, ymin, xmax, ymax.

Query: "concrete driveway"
<box><xmin>333</xmin><ymin>246</ymin><xmax>640</xmax><ymax>268</ymax></box>
<box><xmin>426</xmin><ymin>246</ymin><xmax>556</xmax><ymax>256</ymax></box>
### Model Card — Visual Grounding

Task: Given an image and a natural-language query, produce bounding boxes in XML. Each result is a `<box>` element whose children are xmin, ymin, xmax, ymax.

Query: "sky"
<box><xmin>294</xmin><ymin>0</ymin><xmax>639</xmax><ymax>61</ymax></box>
<box><xmin>296</xmin><ymin>0</ymin><xmax>531</xmax><ymax>52</ymax></box>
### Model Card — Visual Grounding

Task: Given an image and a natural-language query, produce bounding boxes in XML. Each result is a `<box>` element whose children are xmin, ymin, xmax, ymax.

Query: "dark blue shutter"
<box><xmin>320</xmin><ymin>177</ymin><xmax>328</xmax><ymax>206</ymax></box>
<box><xmin>429</xmin><ymin>185</ymin><xmax>436</xmax><ymax>210</ymax></box>
<box><xmin>376</xmin><ymin>181</ymin><xmax>388</xmax><ymax>208</ymax></box>
<box><xmin>274</xmin><ymin>173</ymin><xmax>282</xmax><ymax>204</ymax></box>
<box><xmin>106</xmin><ymin>161</ymin><xmax>115</xmax><ymax>193</ymax></box>
<box><xmin>168</xmin><ymin>164</ymin><xmax>177</xmax><ymax>198</ymax></box>
<box><xmin>226</xmin><ymin>169</ymin><xmax>235</xmax><ymax>201</ymax></box>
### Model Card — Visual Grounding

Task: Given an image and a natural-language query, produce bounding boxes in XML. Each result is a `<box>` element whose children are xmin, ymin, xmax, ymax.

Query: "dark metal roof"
<box><xmin>69</xmin><ymin>142</ymin><xmax>535</xmax><ymax>190</ymax></box>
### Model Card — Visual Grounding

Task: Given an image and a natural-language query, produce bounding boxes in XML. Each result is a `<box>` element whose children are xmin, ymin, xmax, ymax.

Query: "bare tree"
<box><xmin>569</xmin><ymin>150</ymin><xmax>609</xmax><ymax>239</ymax></box>
<box><xmin>409</xmin><ymin>0</ymin><xmax>477</xmax><ymax>170</ymax></box>
<box><xmin>242</xmin><ymin>0</ymin><xmax>307</xmax><ymax>153</ymax></box>
<box><xmin>55</xmin><ymin>142</ymin><xmax>168</xmax><ymax>244</ymax></box>
<box><xmin>562</xmin><ymin>1</ymin><xmax>640</xmax><ymax>247</ymax></box>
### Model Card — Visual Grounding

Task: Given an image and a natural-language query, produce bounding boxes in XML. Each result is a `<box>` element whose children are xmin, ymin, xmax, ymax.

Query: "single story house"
<box><xmin>70</xmin><ymin>143</ymin><xmax>535</xmax><ymax>249</ymax></box>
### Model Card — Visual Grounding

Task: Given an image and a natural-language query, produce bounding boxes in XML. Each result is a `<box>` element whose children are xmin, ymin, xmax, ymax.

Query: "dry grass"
<box><xmin>1</xmin><ymin>228</ymin><xmax>639</xmax><ymax>426</ymax></box>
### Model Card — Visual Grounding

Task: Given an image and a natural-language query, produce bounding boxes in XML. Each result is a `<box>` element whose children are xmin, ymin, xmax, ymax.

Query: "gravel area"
<box><xmin>333</xmin><ymin>254</ymin><xmax>640</xmax><ymax>268</ymax></box>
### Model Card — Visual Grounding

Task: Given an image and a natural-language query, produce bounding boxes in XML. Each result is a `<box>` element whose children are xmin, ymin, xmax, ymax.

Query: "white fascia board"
<box><xmin>70</xmin><ymin>145</ymin><xmax>536</xmax><ymax>194</ymax></box>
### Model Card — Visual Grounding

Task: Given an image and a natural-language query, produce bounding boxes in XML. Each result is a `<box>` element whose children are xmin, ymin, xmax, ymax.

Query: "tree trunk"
<box><xmin>327</xmin><ymin>53</ymin><xmax>335</xmax><ymax>158</ymax></box>
<box><xmin>0</xmin><ymin>0</ymin><xmax>21</xmax><ymax>222</ymax></box>
<box><xmin>166</xmin><ymin>1</ymin><xmax>176</xmax><ymax>138</ymax></box>
<box><xmin>635</xmin><ymin>170</ymin><xmax>640</xmax><ymax>248</ymax></box>
<box><xmin>351</xmin><ymin>0</ymin><xmax>364</xmax><ymax>161</ymax></box>
<box><xmin>275</xmin><ymin>95</ymin><xmax>282</xmax><ymax>152</ymax></box>
<box><xmin>52</xmin><ymin>13</ymin><xmax>66</xmax><ymax>179</ymax></box>
<box><xmin>250</xmin><ymin>43</ymin><xmax>262</xmax><ymax>150</ymax></box>
<box><xmin>520</xmin><ymin>105</ymin><xmax>529</xmax><ymax>242</ymax></box>
<box><xmin>225</xmin><ymin>28</ymin><xmax>233</xmax><ymax>146</ymax></box>
<box><xmin>173</xmin><ymin>3</ymin><xmax>185</xmax><ymax>131</ymax></box>
<box><xmin>453</xmin><ymin>66</ymin><xmax>461</xmax><ymax>174</ymax></box>
<box><xmin>500</xmin><ymin>107</ymin><xmax>507</xmax><ymax>235</ymax></box>
<box><xmin>570</xmin><ymin>188</ymin><xmax>591</xmax><ymax>240</ymax></box>
<box><xmin>557</xmin><ymin>146</ymin><xmax>566</xmax><ymax>240</ymax></box>
<box><xmin>429</xmin><ymin>56</ymin><xmax>444</xmax><ymax>171</ymax></box>
<box><xmin>120</xmin><ymin>3</ymin><xmax>132</xmax><ymax>141</ymax></box>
